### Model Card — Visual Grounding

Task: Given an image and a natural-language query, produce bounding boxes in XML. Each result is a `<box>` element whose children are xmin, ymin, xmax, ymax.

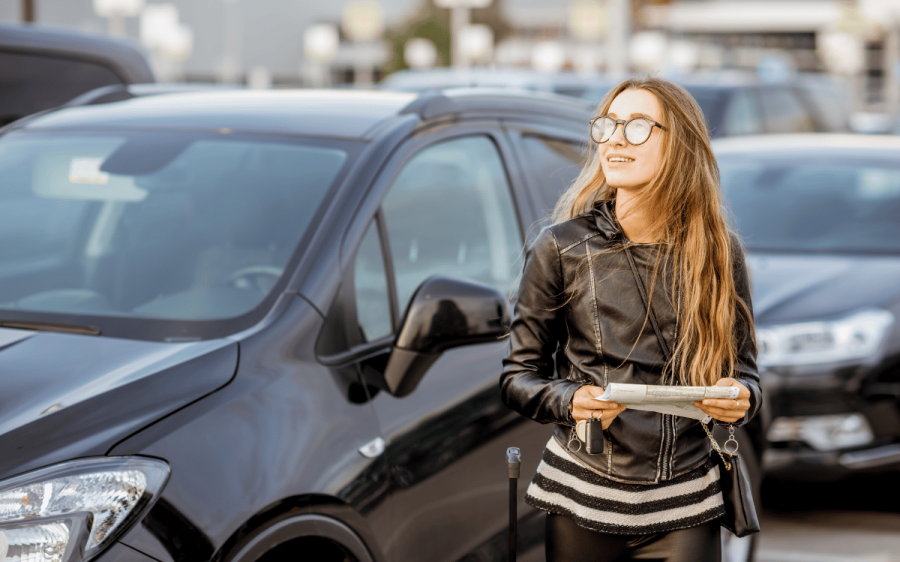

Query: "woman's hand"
<box><xmin>571</xmin><ymin>385</ymin><xmax>627</xmax><ymax>430</ymax></box>
<box><xmin>694</xmin><ymin>377</ymin><xmax>750</xmax><ymax>424</ymax></box>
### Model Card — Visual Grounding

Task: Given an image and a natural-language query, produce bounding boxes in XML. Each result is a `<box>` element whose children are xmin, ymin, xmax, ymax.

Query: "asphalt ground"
<box><xmin>757</xmin><ymin>474</ymin><xmax>900</xmax><ymax>562</ymax></box>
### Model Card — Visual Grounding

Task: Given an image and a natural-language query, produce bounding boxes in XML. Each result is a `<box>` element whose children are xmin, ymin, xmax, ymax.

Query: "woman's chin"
<box><xmin>606</xmin><ymin>180</ymin><xmax>643</xmax><ymax>193</ymax></box>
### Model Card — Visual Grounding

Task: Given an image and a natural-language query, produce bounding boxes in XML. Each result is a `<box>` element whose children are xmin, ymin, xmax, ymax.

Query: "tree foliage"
<box><xmin>382</xmin><ymin>0</ymin><xmax>511</xmax><ymax>75</ymax></box>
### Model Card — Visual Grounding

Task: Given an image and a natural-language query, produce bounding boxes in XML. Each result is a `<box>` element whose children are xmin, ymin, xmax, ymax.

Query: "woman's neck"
<box><xmin>614</xmin><ymin>190</ymin><xmax>658</xmax><ymax>243</ymax></box>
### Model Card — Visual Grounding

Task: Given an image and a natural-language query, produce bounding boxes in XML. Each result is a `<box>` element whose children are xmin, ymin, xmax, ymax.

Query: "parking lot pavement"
<box><xmin>756</xmin><ymin>475</ymin><xmax>900</xmax><ymax>562</ymax></box>
<box><xmin>516</xmin><ymin>473</ymin><xmax>900</xmax><ymax>562</ymax></box>
<box><xmin>758</xmin><ymin>510</ymin><xmax>900</xmax><ymax>562</ymax></box>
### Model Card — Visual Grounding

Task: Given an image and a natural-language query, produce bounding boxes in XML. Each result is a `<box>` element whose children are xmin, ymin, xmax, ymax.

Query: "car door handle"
<box><xmin>358</xmin><ymin>437</ymin><xmax>385</xmax><ymax>458</ymax></box>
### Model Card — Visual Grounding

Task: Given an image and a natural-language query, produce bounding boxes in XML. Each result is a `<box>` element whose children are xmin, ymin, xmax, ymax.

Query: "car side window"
<box><xmin>520</xmin><ymin>134</ymin><xmax>586</xmax><ymax>215</ymax></box>
<box><xmin>798</xmin><ymin>85</ymin><xmax>849</xmax><ymax>131</ymax></box>
<box><xmin>381</xmin><ymin>135</ymin><xmax>522</xmax><ymax>311</ymax></box>
<box><xmin>760</xmin><ymin>88</ymin><xmax>816</xmax><ymax>134</ymax></box>
<box><xmin>723</xmin><ymin>90</ymin><xmax>763</xmax><ymax>136</ymax></box>
<box><xmin>354</xmin><ymin>219</ymin><xmax>393</xmax><ymax>342</ymax></box>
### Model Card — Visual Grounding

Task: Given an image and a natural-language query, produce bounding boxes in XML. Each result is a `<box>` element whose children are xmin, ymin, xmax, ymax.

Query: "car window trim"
<box><xmin>336</xmin><ymin>121</ymin><xmax>529</xmax><ymax>358</ymax></box>
<box><xmin>375</xmin><ymin>126</ymin><xmax>528</xmax><ymax>295</ymax></box>
<box><xmin>791</xmin><ymin>85</ymin><xmax>830</xmax><ymax>132</ymax></box>
<box><xmin>503</xmin><ymin>122</ymin><xmax>589</xmax><ymax>232</ymax></box>
<box><xmin>373</xmin><ymin>209</ymin><xmax>401</xmax><ymax>331</ymax></box>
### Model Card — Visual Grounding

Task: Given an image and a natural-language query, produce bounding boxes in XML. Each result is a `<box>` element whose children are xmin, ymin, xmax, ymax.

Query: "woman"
<box><xmin>500</xmin><ymin>77</ymin><xmax>761</xmax><ymax>562</ymax></box>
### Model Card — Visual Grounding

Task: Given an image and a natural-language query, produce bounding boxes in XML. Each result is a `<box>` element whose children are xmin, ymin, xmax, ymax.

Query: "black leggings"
<box><xmin>545</xmin><ymin>513</ymin><xmax>721</xmax><ymax>562</ymax></box>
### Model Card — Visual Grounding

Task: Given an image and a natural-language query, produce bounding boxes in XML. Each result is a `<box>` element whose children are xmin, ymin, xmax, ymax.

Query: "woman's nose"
<box><xmin>608</xmin><ymin>122</ymin><xmax>627</xmax><ymax>146</ymax></box>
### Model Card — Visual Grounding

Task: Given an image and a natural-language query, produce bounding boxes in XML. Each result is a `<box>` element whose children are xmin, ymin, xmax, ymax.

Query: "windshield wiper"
<box><xmin>0</xmin><ymin>320</ymin><xmax>101</xmax><ymax>336</ymax></box>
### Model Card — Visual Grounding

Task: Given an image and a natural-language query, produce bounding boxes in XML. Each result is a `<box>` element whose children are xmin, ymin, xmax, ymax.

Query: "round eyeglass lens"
<box><xmin>592</xmin><ymin>117</ymin><xmax>616</xmax><ymax>143</ymax></box>
<box><xmin>624</xmin><ymin>118</ymin><xmax>652</xmax><ymax>144</ymax></box>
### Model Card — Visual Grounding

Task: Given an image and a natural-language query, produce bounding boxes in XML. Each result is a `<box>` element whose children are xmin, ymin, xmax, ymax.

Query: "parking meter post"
<box><xmin>507</xmin><ymin>446</ymin><xmax>521</xmax><ymax>562</ymax></box>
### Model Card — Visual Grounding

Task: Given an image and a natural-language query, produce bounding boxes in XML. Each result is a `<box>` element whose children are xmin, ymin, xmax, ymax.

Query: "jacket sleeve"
<box><xmin>727</xmin><ymin>235</ymin><xmax>762</xmax><ymax>427</ymax></box>
<box><xmin>500</xmin><ymin>227</ymin><xmax>583</xmax><ymax>425</ymax></box>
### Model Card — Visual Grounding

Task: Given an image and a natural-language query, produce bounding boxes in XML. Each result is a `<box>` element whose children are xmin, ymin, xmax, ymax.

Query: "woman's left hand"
<box><xmin>694</xmin><ymin>378</ymin><xmax>751</xmax><ymax>424</ymax></box>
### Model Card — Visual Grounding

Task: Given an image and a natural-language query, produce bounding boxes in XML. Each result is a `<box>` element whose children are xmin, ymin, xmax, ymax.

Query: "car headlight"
<box><xmin>756</xmin><ymin>309</ymin><xmax>894</xmax><ymax>368</ymax></box>
<box><xmin>0</xmin><ymin>457</ymin><xmax>168</xmax><ymax>562</ymax></box>
<box><xmin>767</xmin><ymin>413</ymin><xmax>874</xmax><ymax>451</ymax></box>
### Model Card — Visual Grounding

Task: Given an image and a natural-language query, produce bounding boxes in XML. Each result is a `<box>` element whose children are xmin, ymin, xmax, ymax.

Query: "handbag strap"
<box><xmin>701</xmin><ymin>421</ymin><xmax>733</xmax><ymax>471</ymax></box>
<box><xmin>623</xmin><ymin>245</ymin><xmax>671</xmax><ymax>361</ymax></box>
<box><xmin>623</xmin><ymin>246</ymin><xmax>730</xmax><ymax>468</ymax></box>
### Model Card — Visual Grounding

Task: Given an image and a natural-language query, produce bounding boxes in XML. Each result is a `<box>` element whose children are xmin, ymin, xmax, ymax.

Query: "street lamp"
<box><xmin>460</xmin><ymin>23</ymin><xmax>493</xmax><ymax>64</ymax></box>
<box><xmin>434</xmin><ymin>0</ymin><xmax>492</xmax><ymax>69</ymax></box>
<box><xmin>304</xmin><ymin>24</ymin><xmax>339</xmax><ymax>87</ymax></box>
<box><xmin>21</xmin><ymin>0</ymin><xmax>35</xmax><ymax>23</ymax></box>
<box><xmin>93</xmin><ymin>0</ymin><xmax>144</xmax><ymax>38</ymax></box>
<box><xmin>568</xmin><ymin>0</ymin><xmax>606</xmax><ymax>74</ymax></box>
<box><xmin>860</xmin><ymin>0</ymin><xmax>900</xmax><ymax>120</ymax></box>
<box><xmin>629</xmin><ymin>31</ymin><xmax>666</xmax><ymax>73</ymax></box>
<box><xmin>220</xmin><ymin>0</ymin><xmax>243</xmax><ymax>84</ymax></box>
<box><xmin>405</xmin><ymin>38</ymin><xmax>438</xmax><ymax>70</ymax></box>
<box><xmin>140</xmin><ymin>3</ymin><xmax>193</xmax><ymax>81</ymax></box>
<box><xmin>568</xmin><ymin>0</ymin><xmax>605</xmax><ymax>42</ymax></box>
<box><xmin>606</xmin><ymin>0</ymin><xmax>631</xmax><ymax>76</ymax></box>
<box><xmin>532</xmin><ymin>41</ymin><xmax>566</xmax><ymax>73</ymax></box>
<box><xmin>342</xmin><ymin>0</ymin><xmax>385</xmax><ymax>86</ymax></box>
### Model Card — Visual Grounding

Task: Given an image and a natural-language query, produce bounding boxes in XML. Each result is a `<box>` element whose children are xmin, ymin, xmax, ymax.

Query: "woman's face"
<box><xmin>597</xmin><ymin>88</ymin><xmax>666</xmax><ymax>193</ymax></box>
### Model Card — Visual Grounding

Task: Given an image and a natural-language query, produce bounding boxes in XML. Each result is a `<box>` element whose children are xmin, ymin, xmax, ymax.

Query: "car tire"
<box><xmin>716</xmin><ymin>425</ymin><xmax>761</xmax><ymax>562</ymax></box>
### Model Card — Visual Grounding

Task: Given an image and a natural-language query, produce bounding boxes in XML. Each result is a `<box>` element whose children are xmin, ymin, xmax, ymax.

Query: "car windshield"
<box><xmin>720</xmin><ymin>154</ymin><xmax>900</xmax><ymax>253</ymax></box>
<box><xmin>0</xmin><ymin>129</ymin><xmax>356</xmax><ymax>338</ymax></box>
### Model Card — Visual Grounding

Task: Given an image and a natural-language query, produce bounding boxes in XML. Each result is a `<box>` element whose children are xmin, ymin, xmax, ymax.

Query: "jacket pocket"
<box><xmin>607</xmin><ymin>410</ymin><xmax>664</xmax><ymax>483</ymax></box>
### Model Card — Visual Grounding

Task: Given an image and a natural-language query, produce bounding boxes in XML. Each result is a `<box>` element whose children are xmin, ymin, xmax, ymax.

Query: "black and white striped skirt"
<box><xmin>525</xmin><ymin>436</ymin><xmax>725</xmax><ymax>535</ymax></box>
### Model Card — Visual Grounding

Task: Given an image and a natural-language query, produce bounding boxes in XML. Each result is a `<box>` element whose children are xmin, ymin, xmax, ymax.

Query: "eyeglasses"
<box><xmin>590</xmin><ymin>116</ymin><xmax>666</xmax><ymax>145</ymax></box>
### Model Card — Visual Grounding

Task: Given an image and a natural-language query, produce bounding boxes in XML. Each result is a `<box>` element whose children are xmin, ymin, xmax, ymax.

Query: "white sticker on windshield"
<box><xmin>69</xmin><ymin>157</ymin><xmax>110</xmax><ymax>185</ymax></box>
<box><xmin>858</xmin><ymin>168</ymin><xmax>900</xmax><ymax>200</ymax></box>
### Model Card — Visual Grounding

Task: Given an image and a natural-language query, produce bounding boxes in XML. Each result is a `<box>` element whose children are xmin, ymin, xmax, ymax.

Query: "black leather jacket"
<box><xmin>501</xmin><ymin>201</ymin><xmax>761</xmax><ymax>485</ymax></box>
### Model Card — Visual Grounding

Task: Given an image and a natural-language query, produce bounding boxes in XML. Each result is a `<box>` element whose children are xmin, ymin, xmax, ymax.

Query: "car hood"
<box><xmin>0</xmin><ymin>328</ymin><xmax>237</xmax><ymax>480</ymax></box>
<box><xmin>746</xmin><ymin>252</ymin><xmax>900</xmax><ymax>325</ymax></box>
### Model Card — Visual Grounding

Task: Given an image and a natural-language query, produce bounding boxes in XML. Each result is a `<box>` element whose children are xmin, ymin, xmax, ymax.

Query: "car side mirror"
<box><xmin>382</xmin><ymin>276</ymin><xmax>509</xmax><ymax>397</ymax></box>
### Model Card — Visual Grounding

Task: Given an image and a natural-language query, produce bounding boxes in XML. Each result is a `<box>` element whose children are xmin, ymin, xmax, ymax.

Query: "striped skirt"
<box><xmin>525</xmin><ymin>436</ymin><xmax>725</xmax><ymax>535</ymax></box>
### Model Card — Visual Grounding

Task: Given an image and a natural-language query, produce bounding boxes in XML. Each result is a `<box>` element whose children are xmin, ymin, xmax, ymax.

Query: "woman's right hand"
<box><xmin>571</xmin><ymin>385</ymin><xmax>627</xmax><ymax>430</ymax></box>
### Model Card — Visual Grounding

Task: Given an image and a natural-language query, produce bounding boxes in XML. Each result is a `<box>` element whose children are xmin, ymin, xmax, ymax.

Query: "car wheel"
<box><xmin>717</xmin><ymin>426</ymin><xmax>761</xmax><ymax>562</ymax></box>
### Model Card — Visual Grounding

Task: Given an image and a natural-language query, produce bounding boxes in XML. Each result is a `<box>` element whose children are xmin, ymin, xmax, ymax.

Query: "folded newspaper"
<box><xmin>594</xmin><ymin>383</ymin><xmax>739</xmax><ymax>421</ymax></box>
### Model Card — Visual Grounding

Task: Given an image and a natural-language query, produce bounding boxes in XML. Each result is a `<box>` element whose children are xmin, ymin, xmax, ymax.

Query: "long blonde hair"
<box><xmin>553</xmin><ymin>77</ymin><xmax>755</xmax><ymax>387</ymax></box>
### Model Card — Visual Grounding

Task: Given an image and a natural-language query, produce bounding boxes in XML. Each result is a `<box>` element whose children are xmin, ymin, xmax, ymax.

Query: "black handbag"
<box><xmin>624</xmin><ymin>246</ymin><xmax>760</xmax><ymax>538</ymax></box>
<box><xmin>701</xmin><ymin>421</ymin><xmax>760</xmax><ymax>537</ymax></box>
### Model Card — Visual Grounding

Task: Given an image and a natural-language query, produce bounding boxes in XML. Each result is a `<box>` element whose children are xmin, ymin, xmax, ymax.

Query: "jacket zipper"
<box><xmin>661</xmin><ymin>287</ymin><xmax>681</xmax><ymax>480</ymax></box>
<box><xmin>661</xmin><ymin>414</ymin><xmax>675</xmax><ymax>480</ymax></box>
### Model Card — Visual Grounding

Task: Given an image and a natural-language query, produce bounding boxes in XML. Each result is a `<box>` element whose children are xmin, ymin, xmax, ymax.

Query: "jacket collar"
<box><xmin>592</xmin><ymin>199</ymin><xmax>624</xmax><ymax>240</ymax></box>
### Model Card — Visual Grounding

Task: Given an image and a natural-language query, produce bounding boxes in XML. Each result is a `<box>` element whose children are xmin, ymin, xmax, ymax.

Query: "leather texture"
<box><xmin>716</xmin><ymin>451</ymin><xmax>761</xmax><ymax>537</ymax></box>
<box><xmin>500</xmin><ymin>200</ymin><xmax>761</xmax><ymax>484</ymax></box>
<box><xmin>545</xmin><ymin>513</ymin><xmax>721</xmax><ymax>562</ymax></box>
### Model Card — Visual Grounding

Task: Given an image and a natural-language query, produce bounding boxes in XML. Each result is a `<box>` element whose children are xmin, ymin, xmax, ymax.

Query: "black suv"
<box><xmin>0</xmin><ymin>88</ymin><xmax>762</xmax><ymax>562</ymax></box>
<box><xmin>0</xmin><ymin>22</ymin><xmax>155</xmax><ymax>126</ymax></box>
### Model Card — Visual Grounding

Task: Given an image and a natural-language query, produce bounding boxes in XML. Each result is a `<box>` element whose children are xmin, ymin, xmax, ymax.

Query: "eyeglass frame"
<box><xmin>589</xmin><ymin>116</ymin><xmax>667</xmax><ymax>145</ymax></box>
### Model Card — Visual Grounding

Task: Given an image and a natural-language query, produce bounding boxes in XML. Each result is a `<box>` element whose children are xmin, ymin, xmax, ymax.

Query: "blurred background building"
<box><xmin>4</xmin><ymin>0</ymin><xmax>900</xmax><ymax>113</ymax></box>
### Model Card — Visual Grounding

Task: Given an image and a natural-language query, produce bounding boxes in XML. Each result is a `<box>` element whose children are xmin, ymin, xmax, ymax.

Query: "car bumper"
<box><xmin>761</xmin><ymin>365</ymin><xmax>900</xmax><ymax>480</ymax></box>
<box><xmin>763</xmin><ymin>442</ymin><xmax>900</xmax><ymax>480</ymax></box>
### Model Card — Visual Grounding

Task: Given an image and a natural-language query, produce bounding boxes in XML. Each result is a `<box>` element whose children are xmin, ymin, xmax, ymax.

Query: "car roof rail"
<box><xmin>64</xmin><ymin>84</ymin><xmax>135</xmax><ymax>107</ymax></box>
<box><xmin>64</xmin><ymin>83</ymin><xmax>246</xmax><ymax>109</ymax></box>
<box><xmin>399</xmin><ymin>92</ymin><xmax>461</xmax><ymax>120</ymax></box>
